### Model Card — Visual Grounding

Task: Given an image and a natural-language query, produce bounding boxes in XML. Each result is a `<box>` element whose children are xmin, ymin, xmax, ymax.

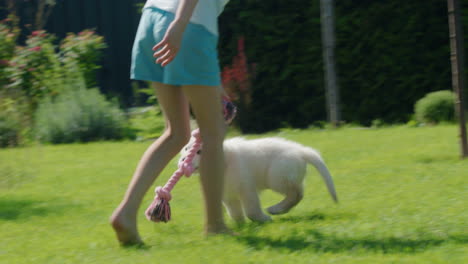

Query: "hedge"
<box><xmin>219</xmin><ymin>0</ymin><xmax>458</xmax><ymax>132</ymax></box>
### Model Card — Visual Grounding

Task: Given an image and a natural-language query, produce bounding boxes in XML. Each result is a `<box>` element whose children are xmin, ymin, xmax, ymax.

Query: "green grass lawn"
<box><xmin>1</xmin><ymin>125</ymin><xmax>467</xmax><ymax>264</ymax></box>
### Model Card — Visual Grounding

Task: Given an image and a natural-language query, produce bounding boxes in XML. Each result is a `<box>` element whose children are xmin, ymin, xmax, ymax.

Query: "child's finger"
<box><xmin>156</xmin><ymin>50</ymin><xmax>177</xmax><ymax>63</ymax></box>
<box><xmin>161</xmin><ymin>56</ymin><xmax>175</xmax><ymax>67</ymax></box>
<box><xmin>152</xmin><ymin>39</ymin><xmax>166</xmax><ymax>51</ymax></box>
<box><xmin>156</xmin><ymin>50</ymin><xmax>172</xmax><ymax>64</ymax></box>
<box><xmin>153</xmin><ymin>45</ymin><xmax>169</xmax><ymax>58</ymax></box>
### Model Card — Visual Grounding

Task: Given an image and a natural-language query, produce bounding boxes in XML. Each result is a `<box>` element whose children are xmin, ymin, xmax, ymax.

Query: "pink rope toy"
<box><xmin>145</xmin><ymin>96</ymin><xmax>237</xmax><ymax>223</ymax></box>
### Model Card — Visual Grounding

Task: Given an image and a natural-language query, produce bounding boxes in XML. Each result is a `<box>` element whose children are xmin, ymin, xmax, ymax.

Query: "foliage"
<box><xmin>0</xmin><ymin>16</ymin><xmax>20</xmax><ymax>87</ymax></box>
<box><xmin>221</xmin><ymin>37</ymin><xmax>256</xmax><ymax>133</ymax></box>
<box><xmin>0</xmin><ymin>16</ymin><xmax>31</xmax><ymax>147</ymax></box>
<box><xmin>4</xmin><ymin>30</ymin><xmax>63</xmax><ymax>110</ymax></box>
<box><xmin>60</xmin><ymin>29</ymin><xmax>107</xmax><ymax>88</ymax></box>
<box><xmin>219</xmin><ymin>0</ymin><xmax>456</xmax><ymax>131</ymax></box>
<box><xmin>335</xmin><ymin>0</ymin><xmax>453</xmax><ymax>125</ymax></box>
<box><xmin>414</xmin><ymin>90</ymin><xmax>455</xmax><ymax>124</ymax></box>
<box><xmin>2</xmin><ymin>23</ymin><xmax>106</xmax><ymax>111</ymax></box>
<box><xmin>127</xmin><ymin>106</ymin><xmax>165</xmax><ymax>140</ymax></box>
<box><xmin>0</xmin><ymin>111</ymin><xmax>20</xmax><ymax>147</ymax></box>
<box><xmin>0</xmin><ymin>22</ymin><xmax>109</xmax><ymax>146</ymax></box>
<box><xmin>34</xmin><ymin>85</ymin><xmax>128</xmax><ymax>144</ymax></box>
<box><xmin>2</xmin><ymin>0</ymin><xmax>56</xmax><ymax>31</ymax></box>
<box><xmin>220</xmin><ymin>0</ymin><xmax>324</xmax><ymax>132</ymax></box>
<box><xmin>0</xmin><ymin>95</ymin><xmax>30</xmax><ymax>147</ymax></box>
<box><xmin>1</xmin><ymin>125</ymin><xmax>467</xmax><ymax>263</ymax></box>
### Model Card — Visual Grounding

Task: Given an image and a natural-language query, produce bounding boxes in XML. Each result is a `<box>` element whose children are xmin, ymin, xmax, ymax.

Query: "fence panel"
<box><xmin>45</xmin><ymin>0</ymin><xmax>144</xmax><ymax>106</ymax></box>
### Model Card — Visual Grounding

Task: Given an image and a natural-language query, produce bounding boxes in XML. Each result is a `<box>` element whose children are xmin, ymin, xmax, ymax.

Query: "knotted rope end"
<box><xmin>145</xmin><ymin>187</ymin><xmax>172</xmax><ymax>223</ymax></box>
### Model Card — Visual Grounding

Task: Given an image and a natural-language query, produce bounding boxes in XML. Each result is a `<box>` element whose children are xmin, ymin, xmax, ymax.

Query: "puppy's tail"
<box><xmin>301</xmin><ymin>147</ymin><xmax>338</xmax><ymax>203</ymax></box>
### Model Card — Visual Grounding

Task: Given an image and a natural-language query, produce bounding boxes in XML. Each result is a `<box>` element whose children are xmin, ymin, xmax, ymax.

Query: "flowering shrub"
<box><xmin>1</xmin><ymin>25</ymin><xmax>110</xmax><ymax>145</ymax></box>
<box><xmin>221</xmin><ymin>37</ymin><xmax>256</xmax><ymax>130</ymax></box>
<box><xmin>221</xmin><ymin>37</ymin><xmax>255</xmax><ymax>105</ymax></box>
<box><xmin>3</xmin><ymin>29</ymin><xmax>106</xmax><ymax>110</ymax></box>
<box><xmin>5</xmin><ymin>30</ymin><xmax>63</xmax><ymax>110</ymax></box>
<box><xmin>0</xmin><ymin>16</ymin><xmax>20</xmax><ymax>87</ymax></box>
<box><xmin>0</xmin><ymin>16</ymin><xmax>29</xmax><ymax>147</ymax></box>
<box><xmin>60</xmin><ymin>29</ymin><xmax>107</xmax><ymax>88</ymax></box>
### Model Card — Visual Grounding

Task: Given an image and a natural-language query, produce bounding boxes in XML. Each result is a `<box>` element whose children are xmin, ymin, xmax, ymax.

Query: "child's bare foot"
<box><xmin>110</xmin><ymin>209</ymin><xmax>143</xmax><ymax>246</ymax></box>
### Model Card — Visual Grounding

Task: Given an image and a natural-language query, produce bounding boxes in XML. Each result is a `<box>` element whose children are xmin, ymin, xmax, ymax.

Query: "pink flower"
<box><xmin>79</xmin><ymin>30</ymin><xmax>95</xmax><ymax>37</ymax></box>
<box><xmin>29</xmin><ymin>46</ymin><xmax>42</xmax><ymax>52</ymax></box>
<box><xmin>0</xmin><ymin>60</ymin><xmax>9</xmax><ymax>66</ymax></box>
<box><xmin>220</xmin><ymin>36</ymin><xmax>254</xmax><ymax>105</ymax></box>
<box><xmin>31</xmin><ymin>30</ymin><xmax>46</xmax><ymax>38</ymax></box>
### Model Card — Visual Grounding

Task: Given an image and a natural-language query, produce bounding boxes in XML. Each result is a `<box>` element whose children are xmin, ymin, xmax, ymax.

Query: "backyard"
<box><xmin>1</xmin><ymin>124</ymin><xmax>466</xmax><ymax>263</ymax></box>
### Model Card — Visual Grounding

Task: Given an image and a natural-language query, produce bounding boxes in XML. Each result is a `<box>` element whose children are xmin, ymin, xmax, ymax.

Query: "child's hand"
<box><xmin>153</xmin><ymin>21</ymin><xmax>186</xmax><ymax>67</ymax></box>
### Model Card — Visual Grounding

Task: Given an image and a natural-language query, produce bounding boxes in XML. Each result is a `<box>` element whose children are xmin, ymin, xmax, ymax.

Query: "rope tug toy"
<box><xmin>145</xmin><ymin>96</ymin><xmax>237</xmax><ymax>223</ymax></box>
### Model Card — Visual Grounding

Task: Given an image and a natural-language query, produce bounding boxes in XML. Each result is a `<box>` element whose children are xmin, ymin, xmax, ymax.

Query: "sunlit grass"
<box><xmin>1</xmin><ymin>125</ymin><xmax>467</xmax><ymax>263</ymax></box>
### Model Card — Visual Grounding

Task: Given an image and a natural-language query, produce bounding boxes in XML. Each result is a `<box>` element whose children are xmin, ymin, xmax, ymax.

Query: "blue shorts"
<box><xmin>130</xmin><ymin>7</ymin><xmax>221</xmax><ymax>86</ymax></box>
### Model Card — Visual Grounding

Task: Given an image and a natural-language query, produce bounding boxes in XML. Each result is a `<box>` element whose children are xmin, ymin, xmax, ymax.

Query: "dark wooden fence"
<box><xmin>47</xmin><ymin>0</ymin><xmax>145</xmax><ymax>106</ymax></box>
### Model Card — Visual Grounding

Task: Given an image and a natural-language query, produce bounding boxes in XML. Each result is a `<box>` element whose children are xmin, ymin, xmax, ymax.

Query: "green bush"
<box><xmin>0</xmin><ymin>115</ymin><xmax>20</xmax><ymax>147</ymax></box>
<box><xmin>1</xmin><ymin>27</ymin><xmax>109</xmax><ymax>146</ymax></box>
<box><xmin>414</xmin><ymin>90</ymin><xmax>455</xmax><ymax>124</ymax></box>
<box><xmin>34</xmin><ymin>86</ymin><xmax>128</xmax><ymax>144</ymax></box>
<box><xmin>0</xmin><ymin>96</ymin><xmax>30</xmax><ymax>147</ymax></box>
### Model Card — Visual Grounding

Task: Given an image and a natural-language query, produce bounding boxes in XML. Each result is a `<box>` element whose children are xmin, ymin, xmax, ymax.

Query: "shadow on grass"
<box><xmin>122</xmin><ymin>243</ymin><xmax>152</xmax><ymax>251</ymax></box>
<box><xmin>275</xmin><ymin>211</ymin><xmax>357</xmax><ymax>223</ymax></box>
<box><xmin>414</xmin><ymin>154</ymin><xmax>457</xmax><ymax>164</ymax></box>
<box><xmin>236</xmin><ymin>230</ymin><xmax>467</xmax><ymax>254</ymax></box>
<box><xmin>0</xmin><ymin>198</ymin><xmax>74</xmax><ymax>221</ymax></box>
<box><xmin>234</xmin><ymin>212</ymin><xmax>356</xmax><ymax>231</ymax></box>
<box><xmin>234</xmin><ymin>212</ymin><xmax>467</xmax><ymax>254</ymax></box>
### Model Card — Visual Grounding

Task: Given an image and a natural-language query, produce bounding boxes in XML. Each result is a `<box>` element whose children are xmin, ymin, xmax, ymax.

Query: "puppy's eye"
<box><xmin>197</xmin><ymin>150</ymin><xmax>201</xmax><ymax>155</ymax></box>
<box><xmin>185</xmin><ymin>147</ymin><xmax>188</xmax><ymax>151</ymax></box>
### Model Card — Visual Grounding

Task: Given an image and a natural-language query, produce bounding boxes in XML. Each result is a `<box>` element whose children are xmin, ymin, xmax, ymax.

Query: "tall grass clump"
<box><xmin>414</xmin><ymin>90</ymin><xmax>455</xmax><ymax>124</ymax></box>
<box><xmin>34</xmin><ymin>84</ymin><xmax>127</xmax><ymax>144</ymax></box>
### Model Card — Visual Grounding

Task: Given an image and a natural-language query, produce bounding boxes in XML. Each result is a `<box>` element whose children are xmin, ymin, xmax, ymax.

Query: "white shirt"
<box><xmin>144</xmin><ymin>0</ymin><xmax>230</xmax><ymax>36</ymax></box>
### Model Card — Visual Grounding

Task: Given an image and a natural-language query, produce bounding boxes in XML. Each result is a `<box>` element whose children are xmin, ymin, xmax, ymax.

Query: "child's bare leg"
<box><xmin>111</xmin><ymin>82</ymin><xmax>190</xmax><ymax>245</ymax></box>
<box><xmin>182</xmin><ymin>85</ymin><xmax>229</xmax><ymax>234</ymax></box>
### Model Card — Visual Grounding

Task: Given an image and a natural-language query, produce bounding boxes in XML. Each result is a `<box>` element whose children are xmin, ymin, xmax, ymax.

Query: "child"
<box><xmin>110</xmin><ymin>0</ymin><xmax>231</xmax><ymax>245</ymax></box>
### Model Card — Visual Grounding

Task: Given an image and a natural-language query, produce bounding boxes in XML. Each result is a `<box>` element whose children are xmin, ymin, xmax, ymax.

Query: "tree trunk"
<box><xmin>447</xmin><ymin>0</ymin><xmax>468</xmax><ymax>158</ymax></box>
<box><xmin>320</xmin><ymin>0</ymin><xmax>340</xmax><ymax>127</ymax></box>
